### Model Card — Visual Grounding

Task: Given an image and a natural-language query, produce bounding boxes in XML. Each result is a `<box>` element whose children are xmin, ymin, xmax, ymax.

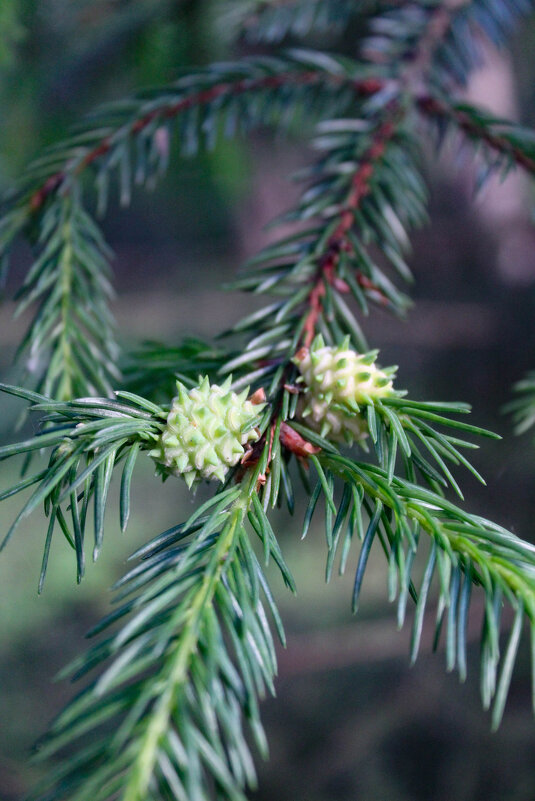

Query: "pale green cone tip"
<box><xmin>150</xmin><ymin>377</ymin><xmax>265</xmax><ymax>488</ymax></box>
<box><xmin>293</xmin><ymin>336</ymin><xmax>399</xmax><ymax>444</ymax></box>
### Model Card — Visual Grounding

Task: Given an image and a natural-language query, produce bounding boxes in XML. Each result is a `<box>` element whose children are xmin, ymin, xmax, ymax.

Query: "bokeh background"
<box><xmin>1</xmin><ymin>2</ymin><xmax>535</xmax><ymax>800</ymax></box>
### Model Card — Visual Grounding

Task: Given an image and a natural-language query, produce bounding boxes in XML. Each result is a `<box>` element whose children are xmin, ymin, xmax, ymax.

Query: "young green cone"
<box><xmin>293</xmin><ymin>335</ymin><xmax>398</xmax><ymax>443</ymax></box>
<box><xmin>151</xmin><ymin>377</ymin><xmax>264</xmax><ymax>488</ymax></box>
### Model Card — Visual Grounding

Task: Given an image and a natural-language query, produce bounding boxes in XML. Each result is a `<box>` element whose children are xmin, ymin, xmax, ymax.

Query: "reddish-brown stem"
<box><xmin>417</xmin><ymin>95</ymin><xmax>535</xmax><ymax>175</ymax></box>
<box><xmin>299</xmin><ymin>0</ymin><xmax>477</xmax><ymax>352</ymax></box>
<box><xmin>301</xmin><ymin>117</ymin><xmax>398</xmax><ymax>348</ymax></box>
<box><xmin>279</xmin><ymin>421</ymin><xmax>321</xmax><ymax>457</ymax></box>
<box><xmin>28</xmin><ymin>72</ymin><xmax>384</xmax><ymax>212</ymax></box>
<box><xmin>399</xmin><ymin>0</ymin><xmax>470</xmax><ymax>90</ymax></box>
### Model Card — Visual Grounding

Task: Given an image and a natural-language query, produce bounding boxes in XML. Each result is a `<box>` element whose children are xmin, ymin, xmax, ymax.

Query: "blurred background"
<box><xmin>1</xmin><ymin>2</ymin><xmax>535</xmax><ymax>799</ymax></box>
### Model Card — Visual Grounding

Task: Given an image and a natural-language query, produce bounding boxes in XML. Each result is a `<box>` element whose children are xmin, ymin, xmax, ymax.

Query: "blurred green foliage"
<box><xmin>0</xmin><ymin>0</ymin><xmax>249</xmax><ymax>213</ymax></box>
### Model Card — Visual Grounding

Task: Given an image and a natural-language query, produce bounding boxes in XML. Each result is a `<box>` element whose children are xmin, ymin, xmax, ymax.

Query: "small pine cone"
<box><xmin>293</xmin><ymin>335</ymin><xmax>398</xmax><ymax>443</ymax></box>
<box><xmin>151</xmin><ymin>377</ymin><xmax>264</xmax><ymax>488</ymax></box>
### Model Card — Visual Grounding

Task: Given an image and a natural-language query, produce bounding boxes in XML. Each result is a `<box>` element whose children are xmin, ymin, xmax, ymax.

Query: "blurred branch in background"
<box><xmin>0</xmin><ymin>0</ymin><xmax>215</xmax><ymax>186</ymax></box>
<box><xmin>460</xmin><ymin>40</ymin><xmax>535</xmax><ymax>286</ymax></box>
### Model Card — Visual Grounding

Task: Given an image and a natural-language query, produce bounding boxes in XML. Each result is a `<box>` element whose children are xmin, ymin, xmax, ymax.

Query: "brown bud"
<box><xmin>249</xmin><ymin>387</ymin><xmax>267</xmax><ymax>405</ymax></box>
<box><xmin>280</xmin><ymin>422</ymin><xmax>321</xmax><ymax>458</ymax></box>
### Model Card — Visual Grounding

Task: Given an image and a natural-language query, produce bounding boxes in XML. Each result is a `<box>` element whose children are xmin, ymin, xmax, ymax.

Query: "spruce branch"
<box><xmin>504</xmin><ymin>371</ymin><xmax>535</xmax><ymax>435</ymax></box>
<box><xmin>365</xmin><ymin>0</ymin><xmax>535</xmax><ymax>87</ymax></box>
<box><xmin>10</xmin><ymin>338</ymin><xmax>534</xmax><ymax>799</ymax></box>
<box><xmin>302</xmin><ymin>446</ymin><xmax>535</xmax><ymax>729</ymax></box>
<box><xmin>0</xmin><ymin>384</ymin><xmax>166</xmax><ymax>586</ymax></box>
<box><xmin>1</xmin><ymin>52</ymin><xmax>382</xmax><ymax>399</ymax></box>
<box><xmin>222</xmin><ymin>0</ymin><xmax>365</xmax><ymax>43</ymax></box>
<box><xmin>432</xmin><ymin>0</ymin><xmax>535</xmax><ymax>85</ymax></box>
<box><xmin>418</xmin><ymin>94</ymin><xmax>535</xmax><ymax>178</ymax></box>
<box><xmin>13</xmin><ymin>193</ymin><xmax>120</xmax><ymax>400</ymax></box>
<box><xmin>222</xmin><ymin>0</ymin><xmax>502</xmax><ymax>389</ymax></box>
<box><xmin>30</xmin><ymin>474</ymin><xmax>289</xmax><ymax>801</ymax></box>
<box><xmin>9</xmin><ymin>54</ymin><xmax>382</xmax><ymax>217</ymax></box>
<box><xmin>1</xmin><ymin>2</ymin><xmax>535</xmax><ymax>799</ymax></box>
<box><xmin>219</xmin><ymin>109</ymin><xmax>426</xmax><ymax>391</ymax></box>
<box><xmin>299</xmin><ymin>111</ymin><xmax>409</xmax><ymax>348</ymax></box>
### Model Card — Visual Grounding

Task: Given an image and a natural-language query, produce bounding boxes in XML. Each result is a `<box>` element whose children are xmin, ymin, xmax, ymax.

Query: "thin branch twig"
<box><xmin>417</xmin><ymin>94</ymin><xmax>535</xmax><ymax>175</ymax></box>
<box><xmin>28</xmin><ymin>72</ymin><xmax>384</xmax><ymax>212</ymax></box>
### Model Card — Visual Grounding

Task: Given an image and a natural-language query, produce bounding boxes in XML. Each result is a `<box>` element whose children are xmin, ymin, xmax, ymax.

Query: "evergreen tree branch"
<box><xmin>0</xmin><ymin>347</ymin><xmax>499</xmax><ymax>586</ymax></box>
<box><xmin>364</xmin><ymin>0</ymin><xmax>535</xmax><ymax>87</ymax></box>
<box><xmin>418</xmin><ymin>94</ymin><xmax>535</xmax><ymax>177</ymax></box>
<box><xmin>0</xmin><ymin>385</ymin><xmax>168</xmax><ymax>584</ymax></box>
<box><xmin>13</xmin><ymin>194</ymin><xmax>120</xmax><ymax>400</ymax></box>
<box><xmin>30</xmin><ymin>473</ymin><xmax>289</xmax><ymax>801</ymax></box>
<box><xmin>299</xmin><ymin>111</ymin><xmax>406</xmax><ymax>348</ymax></box>
<box><xmin>9</xmin><ymin>55</ymin><xmax>383</xmax><ymax>217</ymax></box>
<box><xmin>222</xmin><ymin>0</ymin><xmax>500</xmax><ymax>393</ymax></box>
<box><xmin>222</xmin><ymin>0</ymin><xmax>368</xmax><ymax>43</ymax></box>
<box><xmin>432</xmin><ymin>0</ymin><xmax>535</xmax><ymax>86</ymax></box>
<box><xmin>2</xmin><ymin>3</ymin><xmax>535</xmax><ymax>799</ymax></box>
<box><xmin>10</xmin><ymin>365</ymin><xmax>534</xmax><ymax>801</ymax></box>
<box><xmin>219</xmin><ymin>110</ymin><xmax>425</xmax><ymax>394</ymax></box>
<box><xmin>303</xmin><ymin>445</ymin><xmax>535</xmax><ymax>729</ymax></box>
<box><xmin>1</xmin><ymin>52</ymin><xmax>382</xmax><ymax>399</ymax></box>
<box><xmin>504</xmin><ymin>371</ymin><xmax>535</xmax><ymax>435</ymax></box>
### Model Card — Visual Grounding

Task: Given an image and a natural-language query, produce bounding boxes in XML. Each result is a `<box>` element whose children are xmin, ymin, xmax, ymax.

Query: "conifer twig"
<box><xmin>25</xmin><ymin>69</ymin><xmax>385</xmax><ymax>213</ymax></box>
<box><xmin>417</xmin><ymin>94</ymin><xmax>535</xmax><ymax>175</ymax></box>
<box><xmin>301</xmin><ymin>112</ymin><xmax>402</xmax><ymax>348</ymax></box>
